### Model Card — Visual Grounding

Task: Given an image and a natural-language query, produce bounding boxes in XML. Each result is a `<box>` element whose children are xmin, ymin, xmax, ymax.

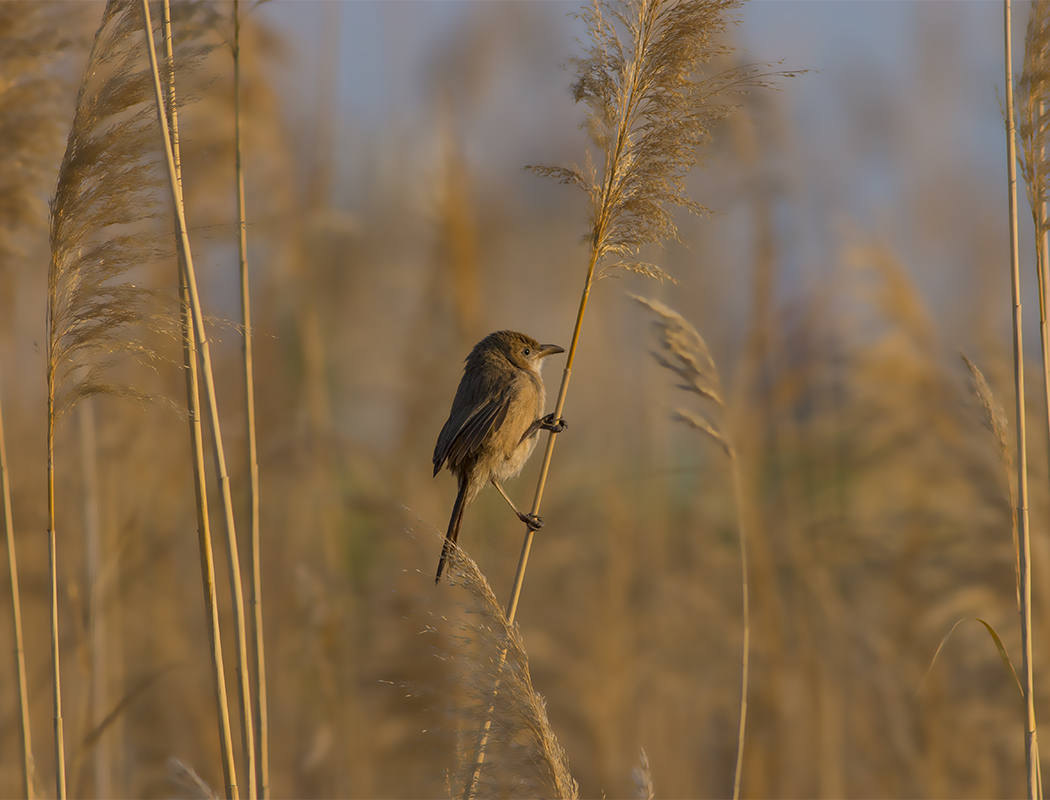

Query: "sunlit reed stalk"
<box><xmin>464</xmin><ymin>0</ymin><xmax>776</xmax><ymax>793</ymax></box>
<box><xmin>0</xmin><ymin>381</ymin><xmax>33</xmax><ymax>799</ymax></box>
<box><xmin>158</xmin><ymin>1</ymin><xmax>239</xmax><ymax>795</ymax></box>
<box><xmin>76</xmin><ymin>395</ymin><xmax>105</xmax><ymax>799</ymax></box>
<box><xmin>1017</xmin><ymin>0</ymin><xmax>1050</xmax><ymax>649</ymax></box>
<box><xmin>1019</xmin><ymin>4</ymin><xmax>1050</xmax><ymax>515</ymax></box>
<box><xmin>1003</xmin><ymin>2</ymin><xmax>1040</xmax><ymax>796</ymax></box>
<box><xmin>231</xmin><ymin>1</ymin><xmax>270</xmax><ymax>794</ymax></box>
<box><xmin>139</xmin><ymin>1</ymin><xmax>256</xmax><ymax>795</ymax></box>
<box><xmin>45</xmin><ymin>350</ymin><xmax>66</xmax><ymax>800</ymax></box>
<box><xmin>633</xmin><ymin>295</ymin><xmax>749</xmax><ymax>800</ymax></box>
<box><xmin>515</xmin><ymin>0</ymin><xmax>726</xmax><ymax>622</ymax></box>
<box><xmin>1018</xmin><ymin>0</ymin><xmax>1050</xmax><ymax>595</ymax></box>
<box><xmin>516</xmin><ymin>0</ymin><xmax>786</xmax><ymax>622</ymax></box>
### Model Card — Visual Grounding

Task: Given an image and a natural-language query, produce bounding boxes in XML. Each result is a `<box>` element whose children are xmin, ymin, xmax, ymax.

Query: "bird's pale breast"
<box><xmin>491</xmin><ymin>370</ymin><xmax>545</xmax><ymax>482</ymax></box>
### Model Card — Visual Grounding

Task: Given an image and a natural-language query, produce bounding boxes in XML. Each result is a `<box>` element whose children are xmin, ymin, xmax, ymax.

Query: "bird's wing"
<box><xmin>433</xmin><ymin>388</ymin><xmax>512</xmax><ymax>475</ymax></box>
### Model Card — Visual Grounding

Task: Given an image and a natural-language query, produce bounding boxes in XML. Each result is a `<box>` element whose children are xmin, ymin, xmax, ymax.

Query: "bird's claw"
<box><xmin>539</xmin><ymin>413</ymin><xmax>567</xmax><ymax>434</ymax></box>
<box><xmin>519</xmin><ymin>512</ymin><xmax>545</xmax><ymax>531</ymax></box>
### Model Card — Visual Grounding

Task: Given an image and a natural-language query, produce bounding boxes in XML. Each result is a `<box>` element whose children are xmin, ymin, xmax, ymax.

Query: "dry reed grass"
<box><xmin>0</xmin><ymin>2</ymin><xmax>1045</xmax><ymax>799</ymax></box>
<box><xmin>529</xmin><ymin>0</ymin><xmax>773</xmax><ymax>281</ymax></box>
<box><xmin>46</xmin><ymin>3</ymin><xmax>188</xmax><ymax>795</ymax></box>
<box><xmin>460</xmin><ymin>1</ymin><xmax>770</xmax><ymax>790</ymax></box>
<box><xmin>417</xmin><ymin>522</ymin><xmax>578</xmax><ymax>800</ymax></box>
<box><xmin>634</xmin><ymin>294</ymin><xmax>750</xmax><ymax>798</ymax></box>
<box><xmin>1005</xmin><ymin>3</ymin><xmax>1041</xmax><ymax>793</ymax></box>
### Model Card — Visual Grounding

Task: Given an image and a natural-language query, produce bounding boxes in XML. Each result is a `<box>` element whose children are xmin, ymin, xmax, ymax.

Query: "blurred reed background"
<box><xmin>0</xmin><ymin>0</ymin><xmax>1046</xmax><ymax>797</ymax></box>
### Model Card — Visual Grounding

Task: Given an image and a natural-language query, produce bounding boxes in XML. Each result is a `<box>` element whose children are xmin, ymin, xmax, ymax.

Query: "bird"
<box><xmin>433</xmin><ymin>330</ymin><xmax>566</xmax><ymax>583</ymax></box>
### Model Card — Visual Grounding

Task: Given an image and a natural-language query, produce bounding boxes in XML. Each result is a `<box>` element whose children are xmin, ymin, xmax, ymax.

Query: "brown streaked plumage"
<box><xmin>433</xmin><ymin>330</ymin><xmax>566</xmax><ymax>583</ymax></box>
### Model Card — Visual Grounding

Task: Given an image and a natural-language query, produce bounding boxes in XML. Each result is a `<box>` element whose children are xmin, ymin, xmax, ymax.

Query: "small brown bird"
<box><xmin>433</xmin><ymin>330</ymin><xmax>566</xmax><ymax>583</ymax></box>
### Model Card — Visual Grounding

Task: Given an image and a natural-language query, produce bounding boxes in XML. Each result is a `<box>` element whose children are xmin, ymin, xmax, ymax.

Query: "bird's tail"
<box><xmin>435</xmin><ymin>473</ymin><xmax>469</xmax><ymax>583</ymax></box>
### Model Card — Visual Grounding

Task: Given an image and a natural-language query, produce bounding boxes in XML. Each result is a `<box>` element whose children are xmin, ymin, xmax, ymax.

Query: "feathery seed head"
<box><xmin>528</xmin><ymin>0</ymin><xmax>794</xmax><ymax>282</ymax></box>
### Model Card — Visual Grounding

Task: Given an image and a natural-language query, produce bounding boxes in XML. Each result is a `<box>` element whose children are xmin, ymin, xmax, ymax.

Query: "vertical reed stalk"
<box><xmin>141</xmin><ymin>2</ymin><xmax>256</xmax><ymax>795</ymax></box>
<box><xmin>232</xmin><ymin>1</ymin><xmax>269</xmax><ymax>794</ymax></box>
<box><xmin>0</xmin><ymin>379</ymin><xmax>34</xmax><ymax>799</ymax></box>
<box><xmin>728</xmin><ymin>452</ymin><xmax>750</xmax><ymax>800</ymax></box>
<box><xmin>511</xmin><ymin>0</ymin><xmax>777</xmax><ymax>620</ymax></box>
<box><xmin>1037</xmin><ymin>95</ymin><xmax>1050</xmax><ymax>492</ymax></box>
<box><xmin>45</xmin><ymin>360</ymin><xmax>66</xmax><ymax>800</ymax></box>
<box><xmin>1033</xmin><ymin>94</ymin><xmax>1050</xmax><ymax>800</ymax></box>
<box><xmin>465</xmin><ymin>2</ymin><xmax>768</xmax><ymax>792</ymax></box>
<box><xmin>1020</xmin><ymin>3</ymin><xmax>1050</xmax><ymax>632</ymax></box>
<box><xmin>158</xmin><ymin>1</ymin><xmax>239</xmax><ymax>795</ymax></box>
<box><xmin>1003</xmin><ymin>3</ymin><xmax>1040</xmax><ymax>796</ymax></box>
<box><xmin>78</xmin><ymin>397</ymin><xmax>107</xmax><ymax>799</ymax></box>
<box><xmin>464</xmin><ymin>204</ymin><xmax>598</xmax><ymax>800</ymax></box>
<box><xmin>506</xmin><ymin>247</ymin><xmax>596</xmax><ymax>624</ymax></box>
<box><xmin>47</xmin><ymin>2</ymin><xmax>167</xmax><ymax>794</ymax></box>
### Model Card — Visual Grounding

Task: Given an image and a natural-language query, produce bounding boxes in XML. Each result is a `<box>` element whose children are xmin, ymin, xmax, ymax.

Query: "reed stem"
<box><xmin>157</xmin><ymin>1</ymin><xmax>239</xmax><ymax>795</ymax></box>
<box><xmin>728</xmin><ymin>450</ymin><xmax>750</xmax><ymax>800</ymax></box>
<box><xmin>232</xmin><ymin>1</ymin><xmax>270</xmax><ymax>794</ymax></box>
<box><xmin>1</xmin><ymin>378</ymin><xmax>34</xmax><ymax>799</ymax></box>
<box><xmin>141</xmin><ymin>2</ymin><xmax>256</xmax><ymax>794</ymax></box>
<box><xmin>1003</xmin><ymin>3</ymin><xmax>1040</xmax><ymax>796</ymax></box>
<box><xmin>45</xmin><ymin>383</ymin><xmax>66</xmax><ymax>800</ymax></box>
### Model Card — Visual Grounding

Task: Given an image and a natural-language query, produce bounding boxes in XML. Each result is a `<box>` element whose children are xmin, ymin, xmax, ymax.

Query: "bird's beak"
<box><xmin>538</xmin><ymin>343</ymin><xmax>565</xmax><ymax>358</ymax></box>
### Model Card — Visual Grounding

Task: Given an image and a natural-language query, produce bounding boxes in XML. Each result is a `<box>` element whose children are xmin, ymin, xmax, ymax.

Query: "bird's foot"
<box><xmin>539</xmin><ymin>413</ymin><xmax>567</xmax><ymax>434</ymax></box>
<box><xmin>518</xmin><ymin>512</ymin><xmax>545</xmax><ymax>531</ymax></box>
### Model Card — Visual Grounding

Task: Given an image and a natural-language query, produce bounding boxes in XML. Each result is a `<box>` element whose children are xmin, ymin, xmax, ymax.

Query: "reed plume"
<box><xmin>514</xmin><ymin>0</ymin><xmax>790</xmax><ymax>617</ymax></box>
<box><xmin>46</xmin><ymin>2</ymin><xmax>213</xmax><ymax>796</ymax></box>
<box><xmin>631</xmin><ymin>749</ymin><xmax>655</xmax><ymax>800</ymax></box>
<box><xmin>464</xmin><ymin>1</ymin><xmax>782</xmax><ymax>791</ymax></box>
<box><xmin>47</xmin><ymin>4</ymin><xmax>169</xmax><ymax>796</ymax></box>
<box><xmin>634</xmin><ymin>295</ymin><xmax>749</xmax><ymax>800</ymax></box>
<box><xmin>434</xmin><ymin>530</ymin><xmax>577</xmax><ymax>800</ymax></box>
<box><xmin>961</xmin><ymin>352</ymin><xmax>1018</xmax><ymax>588</ymax></box>
<box><xmin>528</xmin><ymin>0</ymin><xmax>787</xmax><ymax>280</ymax></box>
<box><xmin>47</xmin><ymin>1</ymin><xmax>208</xmax><ymax>414</ymax></box>
<box><xmin>1017</xmin><ymin>0</ymin><xmax>1050</xmax><ymax>243</ymax></box>
<box><xmin>48</xmin><ymin>8</ymin><xmax>171</xmax><ymax>418</ymax></box>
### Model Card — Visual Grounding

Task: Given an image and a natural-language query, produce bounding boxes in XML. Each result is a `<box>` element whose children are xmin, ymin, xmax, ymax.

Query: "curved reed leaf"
<box><xmin>917</xmin><ymin>617</ymin><xmax>1023</xmax><ymax>701</ymax></box>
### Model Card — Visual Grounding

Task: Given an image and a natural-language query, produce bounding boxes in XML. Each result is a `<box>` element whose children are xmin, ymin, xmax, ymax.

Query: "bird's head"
<box><xmin>476</xmin><ymin>330</ymin><xmax>565</xmax><ymax>373</ymax></box>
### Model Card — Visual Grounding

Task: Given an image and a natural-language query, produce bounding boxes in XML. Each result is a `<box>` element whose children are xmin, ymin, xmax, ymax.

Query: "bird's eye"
<box><xmin>523</xmin><ymin>347</ymin><xmax>531</xmax><ymax>356</ymax></box>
